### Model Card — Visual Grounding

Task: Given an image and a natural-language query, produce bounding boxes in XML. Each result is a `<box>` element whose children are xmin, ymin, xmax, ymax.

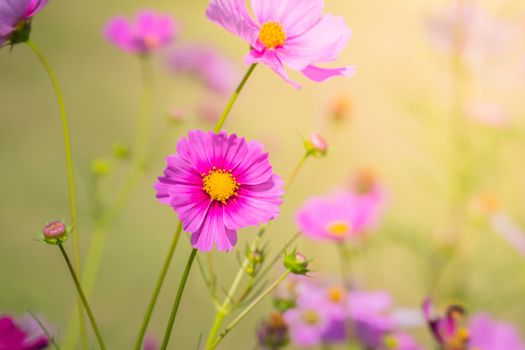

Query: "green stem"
<box><xmin>209</xmin><ymin>271</ymin><xmax>291</xmax><ymax>349</ymax></box>
<box><xmin>26</xmin><ymin>39</ymin><xmax>88</xmax><ymax>349</ymax></box>
<box><xmin>214</xmin><ymin>64</ymin><xmax>257</xmax><ymax>132</ymax></box>
<box><xmin>284</xmin><ymin>153</ymin><xmax>309</xmax><ymax>192</ymax></box>
<box><xmin>338</xmin><ymin>242</ymin><xmax>351</xmax><ymax>287</ymax></box>
<box><xmin>58</xmin><ymin>245</ymin><xmax>106</xmax><ymax>350</ymax></box>
<box><xmin>134</xmin><ymin>223</ymin><xmax>183</xmax><ymax>350</ymax></box>
<box><xmin>160</xmin><ymin>248</ymin><xmax>198</xmax><ymax>350</ymax></box>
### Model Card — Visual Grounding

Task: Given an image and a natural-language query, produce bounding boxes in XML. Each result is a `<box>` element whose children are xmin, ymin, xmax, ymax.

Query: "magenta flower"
<box><xmin>296</xmin><ymin>191</ymin><xmax>378</xmax><ymax>242</ymax></box>
<box><xmin>422</xmin><ymin>299</ymin><xmax>469</xmax><ymax>350</ymax></box>
<box><xmin>104</xmin><ymin>10</ymin><xmax>176</xmax><ymax>55</ymax></box>
<box><xmin>470</xmin><ymin>314</ymin><xmax>525</xmax><ymax>350</ymax></box>
<box><xmin>168</xmin><ymin>45</ymin><xmax>238</xmax><ymax>95</ymax></box>
<box><xmin>283</xmin><ymin>303</ymin><xmax>330</xmax><ymax>346</ymax></box>
<box><xmin>155</xmin><ymin>130</ymin><xmax>283</xmax><ymax>252</ymax></box>
<box><xmin>387</xmin><ymin>332</ymin><xmax>424</xmax><ymax>350</ymax></box>
<box><xmin>0</xmin><ymin>315</ymin><xmax>49</xmax><ymax>350</ymax></box>
<box><xmin>205</xmin><ymin>0</ymin><xmax>355</xmax><ymax>88</ymax></box>
<box><xmin>0</xmin><ymin>0</ymin><xmax>48</xmax><ymax>46</ymax></box>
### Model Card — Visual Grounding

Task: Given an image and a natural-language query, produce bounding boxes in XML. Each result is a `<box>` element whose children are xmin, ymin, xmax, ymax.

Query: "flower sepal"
<box><xmin>9</xmin><ymin>21</ymin><xmax>32</xmax><ymax>46</ymax></box>
<box><xmin>40</xmin><ymin>220</ymin><xmax>71</xmax><ymax>245</ymax></box>
<box><xmin>283</xmin><ymin>250</ymin><xmax>310</xmax><ymax>275</ymax></box>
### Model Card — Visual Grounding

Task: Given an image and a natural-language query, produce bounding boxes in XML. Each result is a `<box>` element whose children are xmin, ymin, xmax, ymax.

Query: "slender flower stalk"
<box><xmin>209</xmin><ymin>271</ymin><xmax>291</xmax><ymax>349</ymax></box>
<box><xmin>284</xmin><ymin>153</ymin><xmax>309</xmax><ymax>192</ymax></box>
<box><xmin>337</xmin><ymin>243</ymin><xmax>352</xmax><ymax>286</ymax></box>
<box><xmin>58</xmin><ymin>245</ymin><xmax>106</xmax><ymax>350</ymax></box>
<box><xmin>160</xmin><ymin>248</ymin><xmax>198</xmax><ymax>350</ymax></box>
<box><xmin>63</xmin><ymin>52</ymin><xmax>157</xmax><ymax>349</ymax></box>
<box><xmin>25</xmin><ymin>39</ymin><xmax>88</xmax><ymax>349</ymax></box>
<box><xmin>28</xmin><ymin>311</ymin><xmax>61</xmax><ymax>350</ymax></box>
<box><xmin>214</xmin><ymin>63</ymin><xmax>256</xmax><ymax>132</ymax></box>
<box><xmin>134</xmin><ymin>222</ymin><xmax>183</xmax><ymax>350</ymax></box>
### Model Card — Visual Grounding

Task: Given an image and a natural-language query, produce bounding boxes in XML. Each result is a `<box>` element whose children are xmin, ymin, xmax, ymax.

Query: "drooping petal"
<box><xmin>245</xmin><ymin>49</ymin><xmax>301</xmax><ymax>89</ymax></box>
<box><xmin>190</xmin><ymin>203</ymin><xmax>237</xmax><ymax>252</ymax></box>
<box><xmin>206</xmin><ymin>0</ymin><xmax>259</xmax><ymax>46</ymax></box>
<box><xmin>104</xmin><ymin>17</ymin><xmax>136</xmax><ymax>53</ymax></box>
<box><xmin>301</xmin><ymin>64</ymin><xmax>356</xmax><ymax>82</ymax></box>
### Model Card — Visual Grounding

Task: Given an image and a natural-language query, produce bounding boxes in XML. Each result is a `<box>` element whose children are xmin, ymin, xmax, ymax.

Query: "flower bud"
<box><xmin>256</xmin><ymin>312</ymin><xmax>289</xmax><ymax>350</ymax></box>
<box><xmin>91</xmin><ymin>158</ymin><xmax>111</xmax><ymax>176</ymax></box>
<box><xmin>304</xmin><ymin>133</ymin><xmax>328</xmax><ymax>157</ymax></box>
<box><xmin>42</xmin><ymin>221</ymin><xmax>69</xmax><ymax>245</ymax></box>
<box><xmin>283</xmin><ymin>251</ymin><xmax>309</xmax><ymax>275</ymax></box>
<box><xmin>112</xmin><ymin>141</ymin><xmax>130</xmax><ymax>160</ymax></box>
<box><xmin>330</xmin><ymin>95</ymin><xmax>352</xmax><ymax>122</ymax></box>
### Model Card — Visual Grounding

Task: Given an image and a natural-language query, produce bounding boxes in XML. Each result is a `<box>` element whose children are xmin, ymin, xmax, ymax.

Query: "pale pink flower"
<box><xmin>206</xmin><ymin>0</ymin><xmax>355</xmax><ymax>88</ymax></box>
<box><xmin>465</xmin><ymin>99</ymin><xmax>507</xmax><ymax>127</ymax></box>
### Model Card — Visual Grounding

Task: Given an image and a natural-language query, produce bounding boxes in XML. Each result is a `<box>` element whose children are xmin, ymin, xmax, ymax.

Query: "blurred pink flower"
<box><xmin>296</xmin><ymin>190</ymin><xmax>381</xmax><ymax>242</ymax></box>
<box><xmin>427</xmin><ymin>3</ymin><xmax>513</xmax><ymax>64</ymax></box>
<box><xmin>195</xmin><ymin>102</ymin><xmax>221</xmax><ymax>124</ymax></box>
<box><xmin>0</xmin><ymin>314</ymin><xmax>49</xmax><ymax>350</ymax></box>
<box><xmin>465</xmin><ymin>100</ymin><xmax>507</xmax><ymax>127</ymax></box>
<box><xmin>470</xmin><ymin>313</ymin><xmax>525</xmax><ymax>350</ymax></box>
<box><xmin>205</xmin><ymin>0</ymin><xmax>355</xmax><ymax>88</ymax></box>
<box><xmin>348</xmin><ymin>291</ymin><xmax>394</xmax><ymax>348</ymax></box>
<box><xmin>388</xmin><ymin>332</ymin><xmax>424</xmax><ymax>350</ymax></box>
<box><xmin>0</xmin><ymin>0</ymin><xmax>48</xmax><ymax>46</ymax></box>
<box><xmin>168</xmin><ymin>45</ymin><xmax>238</xmax><ymax>94</ymax></box>
<box><xmin>283</xmin><ymin>302</ymin><xmax>331</xmax><ymax>346</ymax></box>
<box><xmin>490</xmin><ymin>212</ymin><xmax>525</xmax><ymax>258</ymax></box>
<box><xmin>155</xmin><ymin>130</ymin><xmax>283</xmax><ymax>252</ymax></box>
<box><xmin>142</xmin><ymin>335</ymin><xmax>158</xmax><ymax>350</ymax></box>
<box><xmin>104</xmin><ymin>10</ymin><xmax>176</xmax><ymax>54</ymax></box>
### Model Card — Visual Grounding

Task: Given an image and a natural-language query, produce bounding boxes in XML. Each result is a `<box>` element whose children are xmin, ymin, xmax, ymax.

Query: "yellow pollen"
<box><xmin>327</xmin><ymin>287</ymin><xmax>344</xmax><ymax>303</ymax></box>
<box><xmin>258</xmin><ymin>21</ymin><xmax>286</xmax><ymax>49</ymax></box>
<box><xmin>302</xmin><ymin>310</ymin><xmax>319</xmax><ymax>325</ymax></box>
<box><xmin>326</xmin><ymin>221</ymin><xmax>351</xmax><ymax>237</ymax></box>
<box><xmin>202</xmin><ymin>167</ymin><xmax>239</xmax><ymax>204</ymax></box>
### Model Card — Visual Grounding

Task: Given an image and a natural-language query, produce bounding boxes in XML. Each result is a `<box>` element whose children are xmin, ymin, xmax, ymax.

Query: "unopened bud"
<box><xmin>304</xmin><ymin>133</ymin><xmax>328</xmax><ymax>157</ymax></box>
<box><xmin>283</xmin><ymin>251</ymin><xmax>309</xmax><ymax>275</ymax></box>
<box><xmin>42</xmin><ymin>221</ymin><xmax>69</xmax><ymax>245</ymax></box>
<box><xmin>91</xmin><ymin>159</ymin><xmax>111</xmax><ymax>176</ymax></box>
<box><xmin>112</xmin><ymin>141</ymin><xmax>129</xmax><ymax>160</ymax></box>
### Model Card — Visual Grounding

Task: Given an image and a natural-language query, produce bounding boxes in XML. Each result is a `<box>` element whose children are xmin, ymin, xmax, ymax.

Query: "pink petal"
<box><xmin>191</xmin><ymin>203</ymin><xmax>237</xmax><ymax>252</ymax></box>
<box><xmin>206</xmin><ymin>0</ymin><xmax>259</xmax><ymax>46</ymax></box>
<box><xmin>245</xmin><ymin>49</ymin><xmax>301</xmax><ymax>89</ymax></box>
<box><xmin>301</xmin><ymin>64</ymin><xmax>356</xmax><ymax>82</ymax></box>
<box><xmin>25</xmin><ymin>0</ymin><xmax>47</xmax><ymax>18</ymax></box>
<box><xmin>251</xmin><ymin>0</ymin><xmax>324</xmax><ymax>37</ymax></box>
<box><xmin>104</xmin><ymin>17</ymin><xmax>136</xmax><ymax>53</ymax></box>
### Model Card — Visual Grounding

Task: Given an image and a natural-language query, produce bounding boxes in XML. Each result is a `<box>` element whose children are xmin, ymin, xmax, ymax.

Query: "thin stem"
<box><xmin>209</xmin><ymin>271</ymin><xmax>291</xmax><ymax>349</ymax></box>
<box><xmin>337</xmin><ymin>242</ymin><xmax>351</xmax><ymax>287</ymax></box>
<box><xmin>27</xmin><ymin>311</ymin><xmax>61</xmax><ymax>350</ymax></box>
<box><xmin>26</xmin><ymin>39</ymin><xmax>87</xmax><ymax>349</ymax></box>
<box><xmin>134</xmin><ymin>222</ymin><xmax>183</xmax><ymax>350</ymax></box>
<box><xmin>160</xmin><ymin>248</ymin><xmax>198</xmax><ymax>350</ymax></box>
<box><xmin>58</xmin><ymin>245</ymin><xmax>106</xmax><ymax>350</ymax></box>
<box><xmin>214</xmin><ymin>64</ymin><xmax>257</xmax><ymax>132</ymax></box>
<box><xmin>284</xmin><ymin>153</ymin><xmax>309</xmax><ymax>192</ymax></box>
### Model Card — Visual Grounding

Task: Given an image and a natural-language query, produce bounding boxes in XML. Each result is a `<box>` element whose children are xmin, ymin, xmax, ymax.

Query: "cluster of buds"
<box><xmin>41</xmin><ymin>221</ymin><xmax>70</xmax><ymax>245</ymax></box>
<box><xmin>244</xmin><ymin>245</ymin><xmax>265</xmax><ymax>277</ymax></box>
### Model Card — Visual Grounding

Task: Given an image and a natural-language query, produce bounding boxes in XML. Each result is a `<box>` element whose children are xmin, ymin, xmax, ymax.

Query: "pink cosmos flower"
<box><xmin>422</xmin><ymin>299</ymin><xmax>469</xmax><ymax>350</ymax></box>
<box><xmin>388</xmin><ymin>332</ymin><xmax>424</xmax><ymax>350</ymax></box>
<box><xmin>0</xmin><ymin>314</ymin><xmax>49</xmax><ymax>350</ymax></box>
<box><xmin>283</xmin><ymin>302</ymin><xmax>331</xmax><ymax>346</ymax></box>
<box><xmin>104</xmin><ymin>10</ymin><xmax>176</xmax><ymax>54</ymax></box>
<box><xmin>296</xmin><ymin>191</ymin><xmax>379</xmax><ymax>242</ymax></box>
<box><xmin>0</xmin><ymin>0</ymin><xmax>48</xmax><ymax>46</ymax></box>
<box><xmin>155</xmin><ymin>130</ymin><xmax>284</xmax><ymax>252</ymax></box>
<box><xmin>470</xmin><ymin>314</ymin><xmax>525</xmax><ymax>350</ymax></box>
<box><xmin>168</xmin><ymin>45</ymin><xmax>238</xmax><ymax>95</ymax></box>
<box><xmin>205</xmin><ymin>0</ymin><xmax>355</xmax><ymax>88</ymax></box>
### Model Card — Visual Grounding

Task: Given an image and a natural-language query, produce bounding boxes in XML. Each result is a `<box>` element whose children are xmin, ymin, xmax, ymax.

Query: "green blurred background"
<box><xmin>1</xmin><ymin>0</ymin><xmax>525</xmax><ymax>348</ymax></box>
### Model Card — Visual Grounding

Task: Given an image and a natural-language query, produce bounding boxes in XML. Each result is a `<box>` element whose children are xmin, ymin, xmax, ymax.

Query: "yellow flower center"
<box><xmin>258</xmin><ymin>21</ymin><xmax>286</xmax><ymax>49</ymax></box>
<box><xmin>302</xmin><ymin>310</ymin><xmax>319</xmax><ymax>325</ymax></box>
<box><xmin>327</xmin><ymin>287</ymin><xmax>344</xmax><ymax>303</ymax></box>
<box><xmin>326</xmin><ymin>221</ymin><xmax>351</xmax><ymax>237</ymax></box>
<box><xmin>143</xmin><ymin>35</ymin><xmax>160</xmax><ymax>49</ymax></box>
<box><xmin>202</xmin><ymin>167</ymin><xmax>239</xmax><ymax>204</ymax></box>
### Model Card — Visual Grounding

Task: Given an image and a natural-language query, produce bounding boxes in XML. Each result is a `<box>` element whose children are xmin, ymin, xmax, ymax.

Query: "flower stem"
<box><xmin>337</xmin><ymin>242</ymin><xmax>352</xmax><ymax>287</ymax></box>
<box><xmin>26</xmin><ymin>39</ymin><xmax>87</xmax><ymax>349</ymax></box>
<box><xmin>214</xmin><ymin>64</ymin><xmax>257</xmax><ymax>132</ymax></box>
<box><xmin>134</xmin><ymin>222</ymin><xmax>183</xmax><ymax>350</ymax></box>
<box><xmin>160</xmin><ymin>248</ymin><xmax>198</xmax><ymax>350</ymax></box>
<box><xmin>209</xmin><ymin>271</ymin><xmax>291</xmax><ymax>349</ymax></box>
<box><xmin>284</xmin><ymin>153</ymin><xmax>309</xmax><ymax>192</ymax></box>
<box><xmin>58</xmin><ymin>244</ymin><xmax>106</xmax><ymax>350</ymax></box>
